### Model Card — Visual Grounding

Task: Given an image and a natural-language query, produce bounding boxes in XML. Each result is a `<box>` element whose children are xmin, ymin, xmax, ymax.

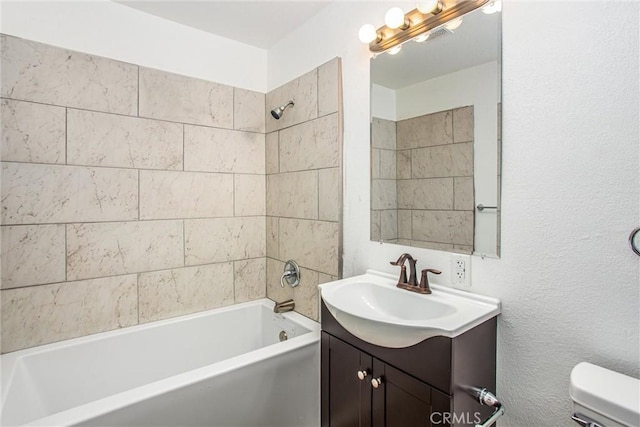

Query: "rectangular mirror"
<box><xmin>370</xmin><ymin>2</ymin><xmax>502</xmax><ymax>257</ymax></box>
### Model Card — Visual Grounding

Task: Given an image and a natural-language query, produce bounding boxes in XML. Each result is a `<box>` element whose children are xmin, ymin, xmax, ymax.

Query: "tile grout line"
<box><xmin>0</xmin><ymin>96</ymin><xmax>266</xmax><ymax>135</ymax></box>
<box><xmin>3</xmin><ymin>256</ymin><xmax>269</xmax><ymax>293</ymax></box>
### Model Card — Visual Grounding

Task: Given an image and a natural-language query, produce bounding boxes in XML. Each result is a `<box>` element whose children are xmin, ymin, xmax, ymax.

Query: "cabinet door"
<box><xmin>322</xmin><ymin>333</ymin><xmax>373</xmax><ymax>427</ymax></box>
<box><xmin>372</xmin><ymin>361</ymin><xmax>451</xmax><ymax>427</ymax></box>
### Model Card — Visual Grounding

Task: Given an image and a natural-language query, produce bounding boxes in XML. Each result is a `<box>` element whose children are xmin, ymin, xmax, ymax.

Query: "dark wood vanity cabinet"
<box><xmin>321</xmin><ymin>302</ymin><xmax>497</xmax><ymax>427</ymax></box>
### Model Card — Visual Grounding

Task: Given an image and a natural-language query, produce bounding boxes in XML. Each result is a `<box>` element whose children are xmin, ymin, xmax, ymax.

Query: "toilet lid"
<box><xmin>570</xmin><ymin>362</ymin><xmax>640</xmax><ymax>427</ymax></box>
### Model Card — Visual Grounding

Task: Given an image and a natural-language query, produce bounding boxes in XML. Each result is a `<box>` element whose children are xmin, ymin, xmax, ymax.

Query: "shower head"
<box><xmin>270</xmin><ymin>99</ymin><xmax>295</xmax><ymax>120</ymax></box>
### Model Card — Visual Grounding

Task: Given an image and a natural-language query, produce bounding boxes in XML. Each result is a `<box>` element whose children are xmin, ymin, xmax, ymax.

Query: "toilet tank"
<box><xmin>570</xmin><ymin>362</ymin><xmax>640</xmax><ymax>427</ymax></box>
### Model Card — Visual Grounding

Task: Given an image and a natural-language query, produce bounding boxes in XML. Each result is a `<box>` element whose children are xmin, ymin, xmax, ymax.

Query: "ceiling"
<box><xmin>115</xmin><ymin>1</ymin><xmax>331</xmax><ymax>49</ymax></box>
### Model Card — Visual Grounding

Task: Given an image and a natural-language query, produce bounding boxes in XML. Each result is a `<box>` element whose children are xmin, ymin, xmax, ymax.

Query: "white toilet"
<box><xmin>570</xmin><ymin>362</ymin><xmax>640</xmax><ymax>427</ymax></box>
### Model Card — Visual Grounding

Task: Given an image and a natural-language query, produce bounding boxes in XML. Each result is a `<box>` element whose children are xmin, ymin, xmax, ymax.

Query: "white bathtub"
<box><xmin>0</xmin><ymin>299</ymin><xmax>320</xmax><ymax>427</ymax></box>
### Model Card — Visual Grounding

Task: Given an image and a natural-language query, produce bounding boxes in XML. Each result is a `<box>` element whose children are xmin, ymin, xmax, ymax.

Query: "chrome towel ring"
<box><xmin>630</xmin><ymin>227</ymin><xmax>640</xmax><ymax>256</ymax></box>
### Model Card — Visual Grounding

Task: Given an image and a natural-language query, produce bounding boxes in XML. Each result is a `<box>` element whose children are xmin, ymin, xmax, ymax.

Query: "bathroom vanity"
<box><xmin>319</xmin><ymin>271</ymin><xmax>500</xmax><ymax>427</ymax></box>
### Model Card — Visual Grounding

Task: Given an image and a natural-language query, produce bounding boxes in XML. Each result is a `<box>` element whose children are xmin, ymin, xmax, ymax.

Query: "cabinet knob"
<box><xmin>371</xmin><ymin>377</ymin><xmax>383</xmax><ymax>389</ymax></box>
<box><xmin>357</xmin><ymin>370</ymin><xmax>369</xmax><ymax>380</ymax></box>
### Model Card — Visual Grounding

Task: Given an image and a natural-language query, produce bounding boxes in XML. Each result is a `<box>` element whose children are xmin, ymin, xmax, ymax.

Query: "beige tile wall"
<box><xmin>370</xmin><ymin>106</ymin><xmax>475</xmax><ymax>252</ymax></box>
<box><xmin>371</xmin><ymin>117</ymin><xmax>398</xmax><ymax>242</ymax></box>
<box><xmin>265</xmin><ymin>58</ymin><xmax>342</xmax><ymax>321</ymax></box>
<box><xmin>0</xmin><ymin>34</ymin><xmax>269</xmax><ymax>353</ymax></box>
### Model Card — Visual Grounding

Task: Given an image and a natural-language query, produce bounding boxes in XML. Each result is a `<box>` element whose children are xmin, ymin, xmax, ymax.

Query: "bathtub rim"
<box><xmin>1</xmin><ymin>298</ymin><xmax>320</xmax><ymax>427</ymax></box>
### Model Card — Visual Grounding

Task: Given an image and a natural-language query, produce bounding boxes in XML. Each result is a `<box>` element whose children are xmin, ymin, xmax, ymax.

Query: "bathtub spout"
<box><xmin>274</xmin><ymin>299</ymin><xmax>295</xmax><ymax>313</ymax></box>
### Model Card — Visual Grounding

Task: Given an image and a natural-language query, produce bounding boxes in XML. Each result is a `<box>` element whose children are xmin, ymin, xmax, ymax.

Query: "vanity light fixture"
<box><xmin>417</xmin><ymin>0</ymin><xmax>443</xmax><ymax>15</ymax></box>
<box><xmin>359</xmin><ymin>0</ymin><xmax>491</xmax><ymax>54</ymax></box>
<box><xmin>444</xmin><ymin>17</ymin><xmax>464</xmax><ymax>30</ymax></box>
<box><xmin>482</xmin><ymin>0</ymin><xmax>502</xmax><ymax>14</ymax></box>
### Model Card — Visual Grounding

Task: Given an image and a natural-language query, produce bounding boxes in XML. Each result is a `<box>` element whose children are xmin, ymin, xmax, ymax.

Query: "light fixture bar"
<box><xmin>369</xmin><ymin>0</ymin><xmax>490</xmax><ymax>53</ymax></box>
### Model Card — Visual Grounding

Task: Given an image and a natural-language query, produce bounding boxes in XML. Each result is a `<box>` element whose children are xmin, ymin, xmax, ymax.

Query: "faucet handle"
<box><xmin>419</xmin><ymin>269</ymin><xmax>441</xmax><ymax>294</ymax></box>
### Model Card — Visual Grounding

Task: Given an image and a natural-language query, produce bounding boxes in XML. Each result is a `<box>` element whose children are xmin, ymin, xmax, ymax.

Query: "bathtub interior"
<box><xmin>0</xmin><ymin>299</ymin><xmax>317</xmax><ymax>426</ymax></box>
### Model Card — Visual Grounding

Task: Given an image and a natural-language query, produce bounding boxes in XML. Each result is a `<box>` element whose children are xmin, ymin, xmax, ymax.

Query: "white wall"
<box><xmin>371</xmin><ymin>83</ymin><xmax>397</xmax><ymax>120</ymax></box>
<box><xmin>0</xmin><ymin>0</ymin><xmax>267</xmax><ymax>92</ymax></box>
<box><xmin>269</xmin><ymin>1</ymin><xmax>639</xmax><ymax>425</ymax></box>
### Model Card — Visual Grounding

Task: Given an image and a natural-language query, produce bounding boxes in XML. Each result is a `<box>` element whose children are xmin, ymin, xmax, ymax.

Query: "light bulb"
<box><xmin>445</xmin><ymin>17</ymin><xmax>463</xmax><ymax>30</ymax></box>
<box><xmin>416</xmin><ymin>0</ymin><xmax>442</xmax><ymax>14</ymax></box>
<box><xmin>387</xmin><ymin>45</ymin><xmax>402</xmax><ymax>55</ymax></box>
<box><xmin>385</xmin><ymin>7</ymin><xmax>406</xmax><ymax>29</ymax></box>
<box><xmin>358</xmin><ymin>24</ymin><xmax>378</xmax><ymax>44</ymax></box>
<box><xmin>414</xmin><ymin>33</ymin><xmax>430</xmax><ymax>43</ymax></box>
<box><xmin>482</xmin><ymin>0</ymin><xmax>502</xmax><ymax>14</ymax></box>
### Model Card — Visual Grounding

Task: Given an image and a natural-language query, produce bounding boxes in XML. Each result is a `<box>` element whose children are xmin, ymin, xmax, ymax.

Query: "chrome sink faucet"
<box><xmin>390</xmin><ymin>253</ymin><xmax>418</xmax><ymax>287</ymax></box>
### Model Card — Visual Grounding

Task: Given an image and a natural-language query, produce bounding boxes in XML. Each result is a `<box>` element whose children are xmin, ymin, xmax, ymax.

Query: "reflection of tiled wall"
<box><xmin>397</xmin><ymin>107</ymin><xmax>474</xmax><ymax>252</ymax></box>
<box><xmin>265</xmin><ymin>59</ymin><xmax>342</xmax><ymax>321</ymax></box>
<box><xmin>371</xmin><ymin>117</ymin><xmax>398</xmax><ymax>242</ymax></box>
<box><xmin>370</xmin><ymin>107</ymin><xmax>475</xmax><ymax>252</ymax></box>
<box><xmin>0</xmin><ymin>35</ymin><xmax>267</xmax><ymax>353</ymax></box>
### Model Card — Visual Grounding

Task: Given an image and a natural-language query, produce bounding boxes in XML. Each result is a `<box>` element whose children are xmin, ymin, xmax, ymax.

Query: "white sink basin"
<box><xmin>319</xmin><ymin>270</ymin><xmax>501</xmax><ymax>348</ymax></box>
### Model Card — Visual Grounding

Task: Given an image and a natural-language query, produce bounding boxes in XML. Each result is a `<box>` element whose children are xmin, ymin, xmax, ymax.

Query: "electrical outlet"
<box><xmin>450</xmin><ymin>254</ymin><xmax>471</xmax><ymax>288</ymax></box>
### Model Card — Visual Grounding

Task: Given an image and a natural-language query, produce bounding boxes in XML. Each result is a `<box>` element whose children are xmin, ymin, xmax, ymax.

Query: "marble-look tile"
<box><xmin>235</xmin><ymin>174</ymin><xmax>265</xmax><ymax>216</ymax></box>
<box><xmin>279</xmin><ymin>218</ymin><xmax>339</xmax><ymax>276</ymax></box>
<box><xmin>1</xmin><ymin>275</ymin><xmax>137</xmax><ymax>353</ymax></box>
<box><xmin>1</xmin><ymin>35</ymin><xmax>137</xmax><ymax>115</ymax></box>
<box><xmin>140</xmin><ymin>170</ymin><xmax>233</xmax><ymax>220</ymax></box>
<box><xmin>67</xmin><ymin>109</ymin><xmax>183</xmax><ymax>170</ymax></box>
<box><xmin>185</xmin><ymin>217</ymin><xmax>265</xmax><ymax>265</ymax></box>
<box><xmin>267</xmin><ymin>171</ymin><xmax>318</xmax><ymax>219</ymax></box>
<box><xmin>266</xmin><ymin>217</ymin><xmax>279</xmax><ymax>258</ymax></box>
<box><xmin>412</xmin><ymin>142</ymin><xmax>473</xmax><ymax>179</ymax></box>
<box><xmin>397</xmin><ymin>110</ymin><xmax>453</xmax><ymax>150</ymax></box>
<box><xmin>371</xmin><ymin>117</ymin><xmax>396</xmax><ymax>150</ymax></box>
<box><xmin>371</xmin><ymin>210</ymin><xmax>381</xmax><ymax>241</ymax></box>
<box><xmin>397</xmin><ymin>178</ymin><xmax>453</xmax><ymax>210</ymax></box>
<box><xmin>67</xmin><ymin>221</ymin><xmax>184</xmax><ymax>281</ymax></box>
<box><xmin>318</xmin><ymin>58</ymin><xmax>340</xmax><ymax>117</ymax></box>
<box><xmin>1</xmin><ymin>99</ymin><xmax>65</xmax><ymax>164</ymax></box>
<box><xmin>379</xmin><ymin>150</ymin><xmax>396</xmax><ymax>180</ymax></box>
<box><xmin>184</xmin><ymin>125</ymin><xmax>265</xmax><ymax>174</ymax></box>
<box><xmin>396</xmin><ymin>150</ymin><xmax>411</xmax><ymax>180</ymax></box>
<box><xmin>397</xmin><ymin>210</ymin><xmax>412</xmax><ymax>240</ymax></box>
<box><xmin>279</xmin><ymin>113</ymin><xmax>339</xmax><ymax>172</ymax></box>
<box><xmin>380</xmin><ymin>210</ymin><xmax>398</xmax><ymax>241</ymax></box>
<box><xmin>139</xmin><ymin>67</ymin><xmax>233</xmax><ymax>128</ymax></box>
<box><xmin>1</xmin><ymin>225</ymin><xmax>65</xmax><ymax>289</ymax></box>
<box><xmin>266</xmin><ymin>257</ymin><xmax>292</xmax><ymax>303</ymax></box>
<box><xmin>234</xmin><ymin>258</ymin><xmax>266</xmax><ymax>303</ymax></box>
<box><xmin>266</xmin><ymin>69</ymin><xmax>318</xmax><ymax>132</ymax></box>
<box><xmin>371</xmin><ymin>149</ymin><xmax>380</xmax><ymax>180</ymax></box>
<box><xmin>138</xmin><ymin>263</ymin><xmax>233</xmax><ymax>323</ymax></box>
<box><xmin>371</xmin><ymin>180</ymin><xmax>397</xmax><ymax>211</ymax></box>
<box><xmin>452</xmin><ymin>245</ymin><xmax>473</xmax><ymax>254</ymax></box>
<box><xmin>1</xmin><ymin>162</ymin><xmax>138</xmax><ymax>225</ymax></box>
<box><xmin>412</xmin><ymin>210</ymin><xmax>474</xmax><ymax>246</ymax></box>
<box><xmin>266</xmin><ymin>132</ymin><xmax>279</xmax><ymax>174</ymax></box>
<box><xmin>454</xmin><ymin>177</ymin><xmax>475</xmax><ymax>211</ymax></box>
<box><xmin>292</xmin><ymin>267</ymin><xmax>319</xmax><ymax>321</ymax></box>
<box><xmin>319</xmin><ymin>168</ymin><xmax>340</xmax><ymax>222</ymax></box>
<box><xmin>234</xmin><ymin>88</ymin><xmax>265</xmax><ymax>133</ymax></box>
<box><xmin>453</xmin><ymin>106</ymin><xmax>474</xmax><ymax>143</ymax></box>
